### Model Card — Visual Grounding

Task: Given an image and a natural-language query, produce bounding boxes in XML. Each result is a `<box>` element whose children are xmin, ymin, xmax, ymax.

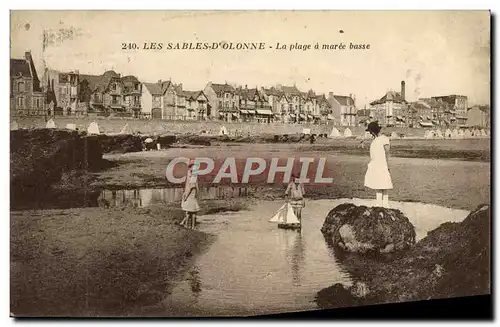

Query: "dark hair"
<box><xmin>366</xmin><ymin>121</ymin><xmax>381</xmax><ymax>135</ymax></box>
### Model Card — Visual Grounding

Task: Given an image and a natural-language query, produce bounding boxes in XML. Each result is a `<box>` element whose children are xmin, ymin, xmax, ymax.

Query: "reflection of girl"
<box><xmin>364</xmin><ymin>122</ymin><xmax>393</xmax><ymax>208</ymax></box>
<box><xmin>180</xmin><ymin>160</ymin><xmax>200</xmax><ymax>228</ymax></box>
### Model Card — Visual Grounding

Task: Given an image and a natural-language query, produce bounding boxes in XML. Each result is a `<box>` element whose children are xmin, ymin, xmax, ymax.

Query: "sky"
<box><xmin>10</xmin><ymin>10</ymin><xmax>490</xmax><ymax>108</ymax></box>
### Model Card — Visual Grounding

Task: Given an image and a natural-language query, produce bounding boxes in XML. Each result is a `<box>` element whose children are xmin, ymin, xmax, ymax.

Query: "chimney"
<box><xmin>158</xmin><ymin>80</ymin><xmax>162</xmax><ymax>85</ymax></box>
<box><xmin>24</xmin><ymin>51</ymin><xmax>32</xmax><ymax>62</ymax></box>
<box><xmin>401</xmin><ymin>80</ymin><xmax>406</xmax><ymax>101</ymax></box>
<box><xmin>329</xmin><ymin>92</ymin><xmax>334</xmax><ymax>98</ymax></box>
<box><xmin>245</xmin><ymin>84</ymin><xmax>248</xmax><ymax>89</ymax></box>
<box><xmin>178</xmin><ymin>83</ymin><xmax>183</xmax><ymax>90</ymax></box>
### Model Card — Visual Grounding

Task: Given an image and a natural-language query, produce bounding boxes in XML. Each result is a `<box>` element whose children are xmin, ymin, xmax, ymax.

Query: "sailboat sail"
<box><xmin>269</xmin><ymin>203</ymin><xmax>300</xmax><ymax>224</ymax></box>
<box><xmin>285</xmin><ymin>204</ymin><xmax>300</xmax><ymax>224</ymax></box>
<box><xmin>269</xmin><ymin>203</ymin><xmax>287</xmax><ymax>223</ymax></box>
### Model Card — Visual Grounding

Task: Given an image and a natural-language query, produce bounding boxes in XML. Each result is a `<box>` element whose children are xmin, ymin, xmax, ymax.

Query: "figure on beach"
<box><xmin>363</xmin><ymin>121</ymin><xmax>393</xmax><ymax>208</ymax></box>
<box><xmin>180</xmin><ymin>159</ymin><xmax>200</xmax><ymax>228</ymax></box>
<box><xmin>285</xmin><ymin>173</ymin><xmax>306</xmax><ymax>221</ymax></box>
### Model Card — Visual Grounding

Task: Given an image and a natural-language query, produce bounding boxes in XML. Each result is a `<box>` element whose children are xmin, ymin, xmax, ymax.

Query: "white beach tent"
<box><xmin>464</xmin><ymin>129</ymin><xmax>472</xmax><ymax>139</ymax></box>
<box><xmin>451</xmin><ymin>128</ymin><xmax>459</xmax><ymax>139</ymax></box>
<box><xmin>10</xmin><ymin>121</ymin><xmax>19</xmax><ymax>131</ymax></box>
<box><xmin>65</xmin><ymin>123</ymin><xmax>77</xmax><ymax>131</ymax></box>
<box><xmin>219</xmin><ymin>125</ymin><xmax>228</xmax><ymax>136</ymax></box>
<box><xmin>302</xmin><ymin>128</ymin><xmax>311</xmax><ymax>135</ymax></box>
<box><xmin>480</xmin><ymin>129</ymin><xmax>487</xmax><ymax>137</ymax></box>
<box><xmin>343</xmin><ymin>128</ymin><xmax>352</xmax><ymax>138</ymax></box>
<box><xmin>434</xmin><ymin>130</ymin><xmax>443</xmax><ymax>139</ymax></box>
<box><xmin>445</xmin><ymin>129</ymin><xmax>452</xmax><ymax>138</ymax></box>
<box><xmin>46</xmin><ymin>118</ymin><xmax>56</xmax><ymax>129</ymax></box>
<box><xmin>329</xmin><ymin>127</ymin><xmax>341</xmax><ymax>138</ymax></box>
<box><xmin>458</xmin><ymin>129</ymin><xmax>465</xmax><ymax>138</ymax></box>
<box><xmin>390</xmin><ymin>131</ymin><xmax>399</xmax><ymax>139</ymax></box>
<box><xmin>424</xmin><ymin>130</ymin><xmax>434</xmax><ymax>139</ymax></box>
<box><xmin>120</xmin><ymin>123</ymin><xmax>132</xmax><ymax>134</ymax></box>
<box><xmin>87</xmin><ymin>121</ymin><xmax>100</xmax><ymax>135</ymax></box>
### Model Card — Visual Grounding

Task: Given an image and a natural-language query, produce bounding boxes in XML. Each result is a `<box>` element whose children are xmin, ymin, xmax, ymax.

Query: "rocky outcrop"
<box><xmin>321</xmin><ymin>203</ymin><xmax>416</xmax><ymax>253</ymax></box>
<box><xmin>10</xmin><ymin>129</ymin><xmax>103</xmax><ymax>203</ymax></box>
<box><xmin>317</xmin><ymin>204</ymin><xmax>491</xmax><ymax>308</ymax></box>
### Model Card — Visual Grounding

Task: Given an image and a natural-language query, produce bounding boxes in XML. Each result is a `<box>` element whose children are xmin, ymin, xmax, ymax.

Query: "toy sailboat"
<box><xmin>269</xmin><ymin>202</ymin><xmax>301</xmax><ymax>230</ymax></box>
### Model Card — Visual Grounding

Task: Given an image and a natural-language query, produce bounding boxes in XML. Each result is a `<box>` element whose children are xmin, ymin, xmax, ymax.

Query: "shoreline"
<box><xmin>10</xmin><ymin>199</ymin><xmax>249</xmax><ymax>317</ymax></box>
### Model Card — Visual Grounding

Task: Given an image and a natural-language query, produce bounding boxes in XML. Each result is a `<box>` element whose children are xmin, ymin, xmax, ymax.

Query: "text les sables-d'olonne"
<box><xmin>121</xmin><ymin>41</ymin><xmax>371</xmax><ymax>51</ymax></box>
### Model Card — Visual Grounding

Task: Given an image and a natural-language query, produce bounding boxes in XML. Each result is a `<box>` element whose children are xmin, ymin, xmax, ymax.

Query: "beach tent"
<box><xmin>329</xmin><ymin>127</ymin><xmax>341</xmax><ymax>138</ymax></box>
<box><xmin>424</xmin><ymin>130</ymin><xmax>434</xmax><ymax>139</ymax></box>
<box><xmin>46</xmin><ymin>118</ymin><xmax>56</xmax><ymax>129</ymax></box>
<box><xmin>87</xmin><ymin>121</ymin><xmax>100</xmax><ymax>135</ymax></box>
<box><xmin>10</xmin><ymin>121</ymin><xmax>18</xmax><ymax>131</ymax></box>
<box><xmin>458</xmin><ymin>129</ymin><xmax>465</xmax><ymax>138</ymax></box>
<box><xmin>445</xmin><ymin>129</ymin><xmax>452</xmax><ymax>138</ymax></box>
<box><xmin>434</xmin><ymin>130</ymin><xmax>443</xmax><ymax>138</ymax></box>
<box><xmin>480</xmin><ymin>129</ymin><xmax>487</xmax><ymax>137</ymax></box>
<box><xmin>451</xmin><ymin>128</ymin><xmax>459</xmax><ymax>139</ymax></box>
<box><xmin>343</xmin><ymin>128</ymin><xmax>352</xmax><ymax>138</ymax></box>
<box><xmin>464</xmin><ymin>129</ymin><xmax>472</xmax><ymax>139</ymax></box>
<box><xmin>120</xmin><ymin>123</ymin><xmax>132</xmax><ymax>134</ymax></box>
<box><xmin>219</xmin><ymin>125</ymin><xmax>228</xmax><ymax>136</ymax></box>
<box><xmin>302</xmin><ymin>128</ymin><xmax>311</xmax><ymax>135</ymax></box>
<box><xmin>390</xmin><ymin>131</ymin><xmax>399</xmax><ymax>139</ymax></box>
<box><xmin>65</xmin><ymin>123</ymin><xmax>77</xmax><ymax>131</ymax></box>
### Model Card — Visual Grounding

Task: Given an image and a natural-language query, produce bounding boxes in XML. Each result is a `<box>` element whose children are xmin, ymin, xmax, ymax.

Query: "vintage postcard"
<box><xmin>9</xmin><ymin>10</ymin><xmax>491</xmax><ymax>318</ymax></box>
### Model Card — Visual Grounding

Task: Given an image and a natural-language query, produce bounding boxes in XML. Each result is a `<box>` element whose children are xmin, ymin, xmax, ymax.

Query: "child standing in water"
<box><xmin>285</xmin><ymin>173</ymin><xmax>306</xmax><ymax>221</ymax></box>
<box><xmin>364</xmin><ymin>121</ymin><xmax>393</xmax><ymax>208</ymax></box>
<box><xmin>180</xmin><ymin>160</ymin><xmax>200</xmax><ymax>228</ymax></box>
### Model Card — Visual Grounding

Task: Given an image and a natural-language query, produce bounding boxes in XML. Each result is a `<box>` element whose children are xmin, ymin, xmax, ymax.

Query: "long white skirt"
<box><xmin>364</xmin><ymin>161</ymin><xmax>393</xmax><ymax>190</ymax></box>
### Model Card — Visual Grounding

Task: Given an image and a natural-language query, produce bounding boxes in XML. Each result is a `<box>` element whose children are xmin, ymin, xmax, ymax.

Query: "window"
<box><xmin>112</xmin><ymin>84</ymin><xmax>116</xmax><ymax>91</ymax></box>
<box><xmin>17</xmin><ymin>81</ymin><xmax>25</xmax><ymax>92</ymax></box>
<box><xmin>61</xmin><ymin>86</ymin><xmax>66</xmax><ymax>94</ymax></box>
<box><xmin>219</xmin><ymin>100</ymin><xmax>222</xmax><ymax>108</ymax></box>
<box><xmin>17</xmin><ymin>97</ymin><xmax>24</xmax><ymax>107</ymax></box>
<box><xmin>134</xmin><ymin>83</ymin><xmax>139</xmax><ymax>91</ymax></box>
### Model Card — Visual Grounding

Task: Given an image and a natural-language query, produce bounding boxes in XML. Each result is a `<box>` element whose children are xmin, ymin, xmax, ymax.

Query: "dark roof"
<box><xmin>281</xmin><ymin>85</ymin><xmax>302</xmax><ymax>96</ymax></box>
<box><xmin>143</xmin><ymin>82</ymin><xmax>163</xmax><ymax>95</ymax></box>
<box><xmin>10</xmin><ymin>59</ymin><xmax>32</xmax><ymax>78</ymax></box>
<box><xmin>79</xmin><ymin>74</ymin><xmax>106</xmax><ymax>92</ymax></box>
<box><xmin>236</xmin><ymin>87</ymin><xmax>261</xmax><ymax>101</ymax></box>
<box><xmin>210</xmin><ymin>83</ymin><xmax>235</xmax><ymax>95</ymax></box>
<box><xmin>432</xmin><ymin>95</ymin><xmax>467</xmax><ymax>104</ymax></box>
<box><xmin>468</xmin><ymin>105</ymin><xmax>490</xmax><ymax>113</ymax></box>
<box><xmin>121</xmin><ymin>75</ymin><xmax>140</xmax><ymax>94</ymax></box>
<box><xmin>370</xmin><ymin>91</ymin><xmax>405</xmax><ymax>106</ymax></box>
<box><xmin>121</xmin><ymin>75</ymin><xmax>139</xmax><ymax>83</ymax></box>
<box><xmin>178</xmin><ymin>90</ymin><xmax>205</xmax><ymax>100</ymax></box>
<box><xmin>334</xmin><ymin>95</ymin><xmax>355</xmax><ymax>106</ymax></box>
<box><xmin>262</xmin><ymin>87</ymin><xmax>281</xmax><ymax>96</ymax></box>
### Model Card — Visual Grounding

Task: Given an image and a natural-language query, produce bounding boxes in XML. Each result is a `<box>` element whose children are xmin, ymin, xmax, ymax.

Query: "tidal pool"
<box><xmin>153</xmin><ymin>198</ymin><xmax>470</xmax><ymax>317</ymax></box>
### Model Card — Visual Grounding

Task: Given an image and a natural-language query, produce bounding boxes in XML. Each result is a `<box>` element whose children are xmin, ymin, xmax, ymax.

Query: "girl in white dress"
<box><xmin>180</xmin><ymin>160</ymin><xmax>200</xmax><ymax>228</ymax></box>
<box><xmin>363</xmin><ymin>122</ymin><xmax>393</xmax><ymax>208</ymax></box>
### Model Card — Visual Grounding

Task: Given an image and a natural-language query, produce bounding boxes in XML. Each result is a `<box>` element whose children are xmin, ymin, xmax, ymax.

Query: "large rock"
<box><xmin>10</xmin><ymin>129</ymin><xmax>103</xmax><ymax>203</ymax></box>
<box><xmin>321</xmin><ymin>203</ymin><xmax>416</xmax><ymax>253</ymax></box>
<box><xmin>317</xmin><ymin>203</ymin><xmax>491</xmax><ymax>308</ymax></box>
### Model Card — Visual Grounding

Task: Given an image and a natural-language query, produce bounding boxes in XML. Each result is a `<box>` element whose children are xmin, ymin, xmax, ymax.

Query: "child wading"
<box><xmin>363</xmin><ymin>121</ymin><xmax>393</xmax><ymax>208</ymax></box>
<box><xmin>180</xmin><ymin>160</ymin><xmax>200</xmax><ymax>228</ymax></box>
<box><xmin>285</xmin><ymin>174</ymin><xmax>306</xmax><ymax>221</ymax></box>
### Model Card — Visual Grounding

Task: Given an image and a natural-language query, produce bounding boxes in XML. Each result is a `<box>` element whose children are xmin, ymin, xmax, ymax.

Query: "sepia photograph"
<box><xmin>9</xmin><ymin>10</ymin><xmax>491</xmax><ymax>318</ymax></box>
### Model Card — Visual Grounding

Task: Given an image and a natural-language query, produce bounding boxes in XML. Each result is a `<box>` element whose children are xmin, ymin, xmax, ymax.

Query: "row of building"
<box><xmin>10</xmin><ymin>51</ymin><xmax>491</xmax><ymax>128</ymax></box>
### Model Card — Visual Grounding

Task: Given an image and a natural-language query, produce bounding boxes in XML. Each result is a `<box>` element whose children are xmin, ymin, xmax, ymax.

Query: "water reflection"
<box><xmin>98</xmin><ymin>186</ymin><xmax>258</xmax><ymax>208</ymax></box>
<box><xmin>187</xmin><ymin>266</ymin><xmax>202</xmax><ymax>299</ymax></box>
